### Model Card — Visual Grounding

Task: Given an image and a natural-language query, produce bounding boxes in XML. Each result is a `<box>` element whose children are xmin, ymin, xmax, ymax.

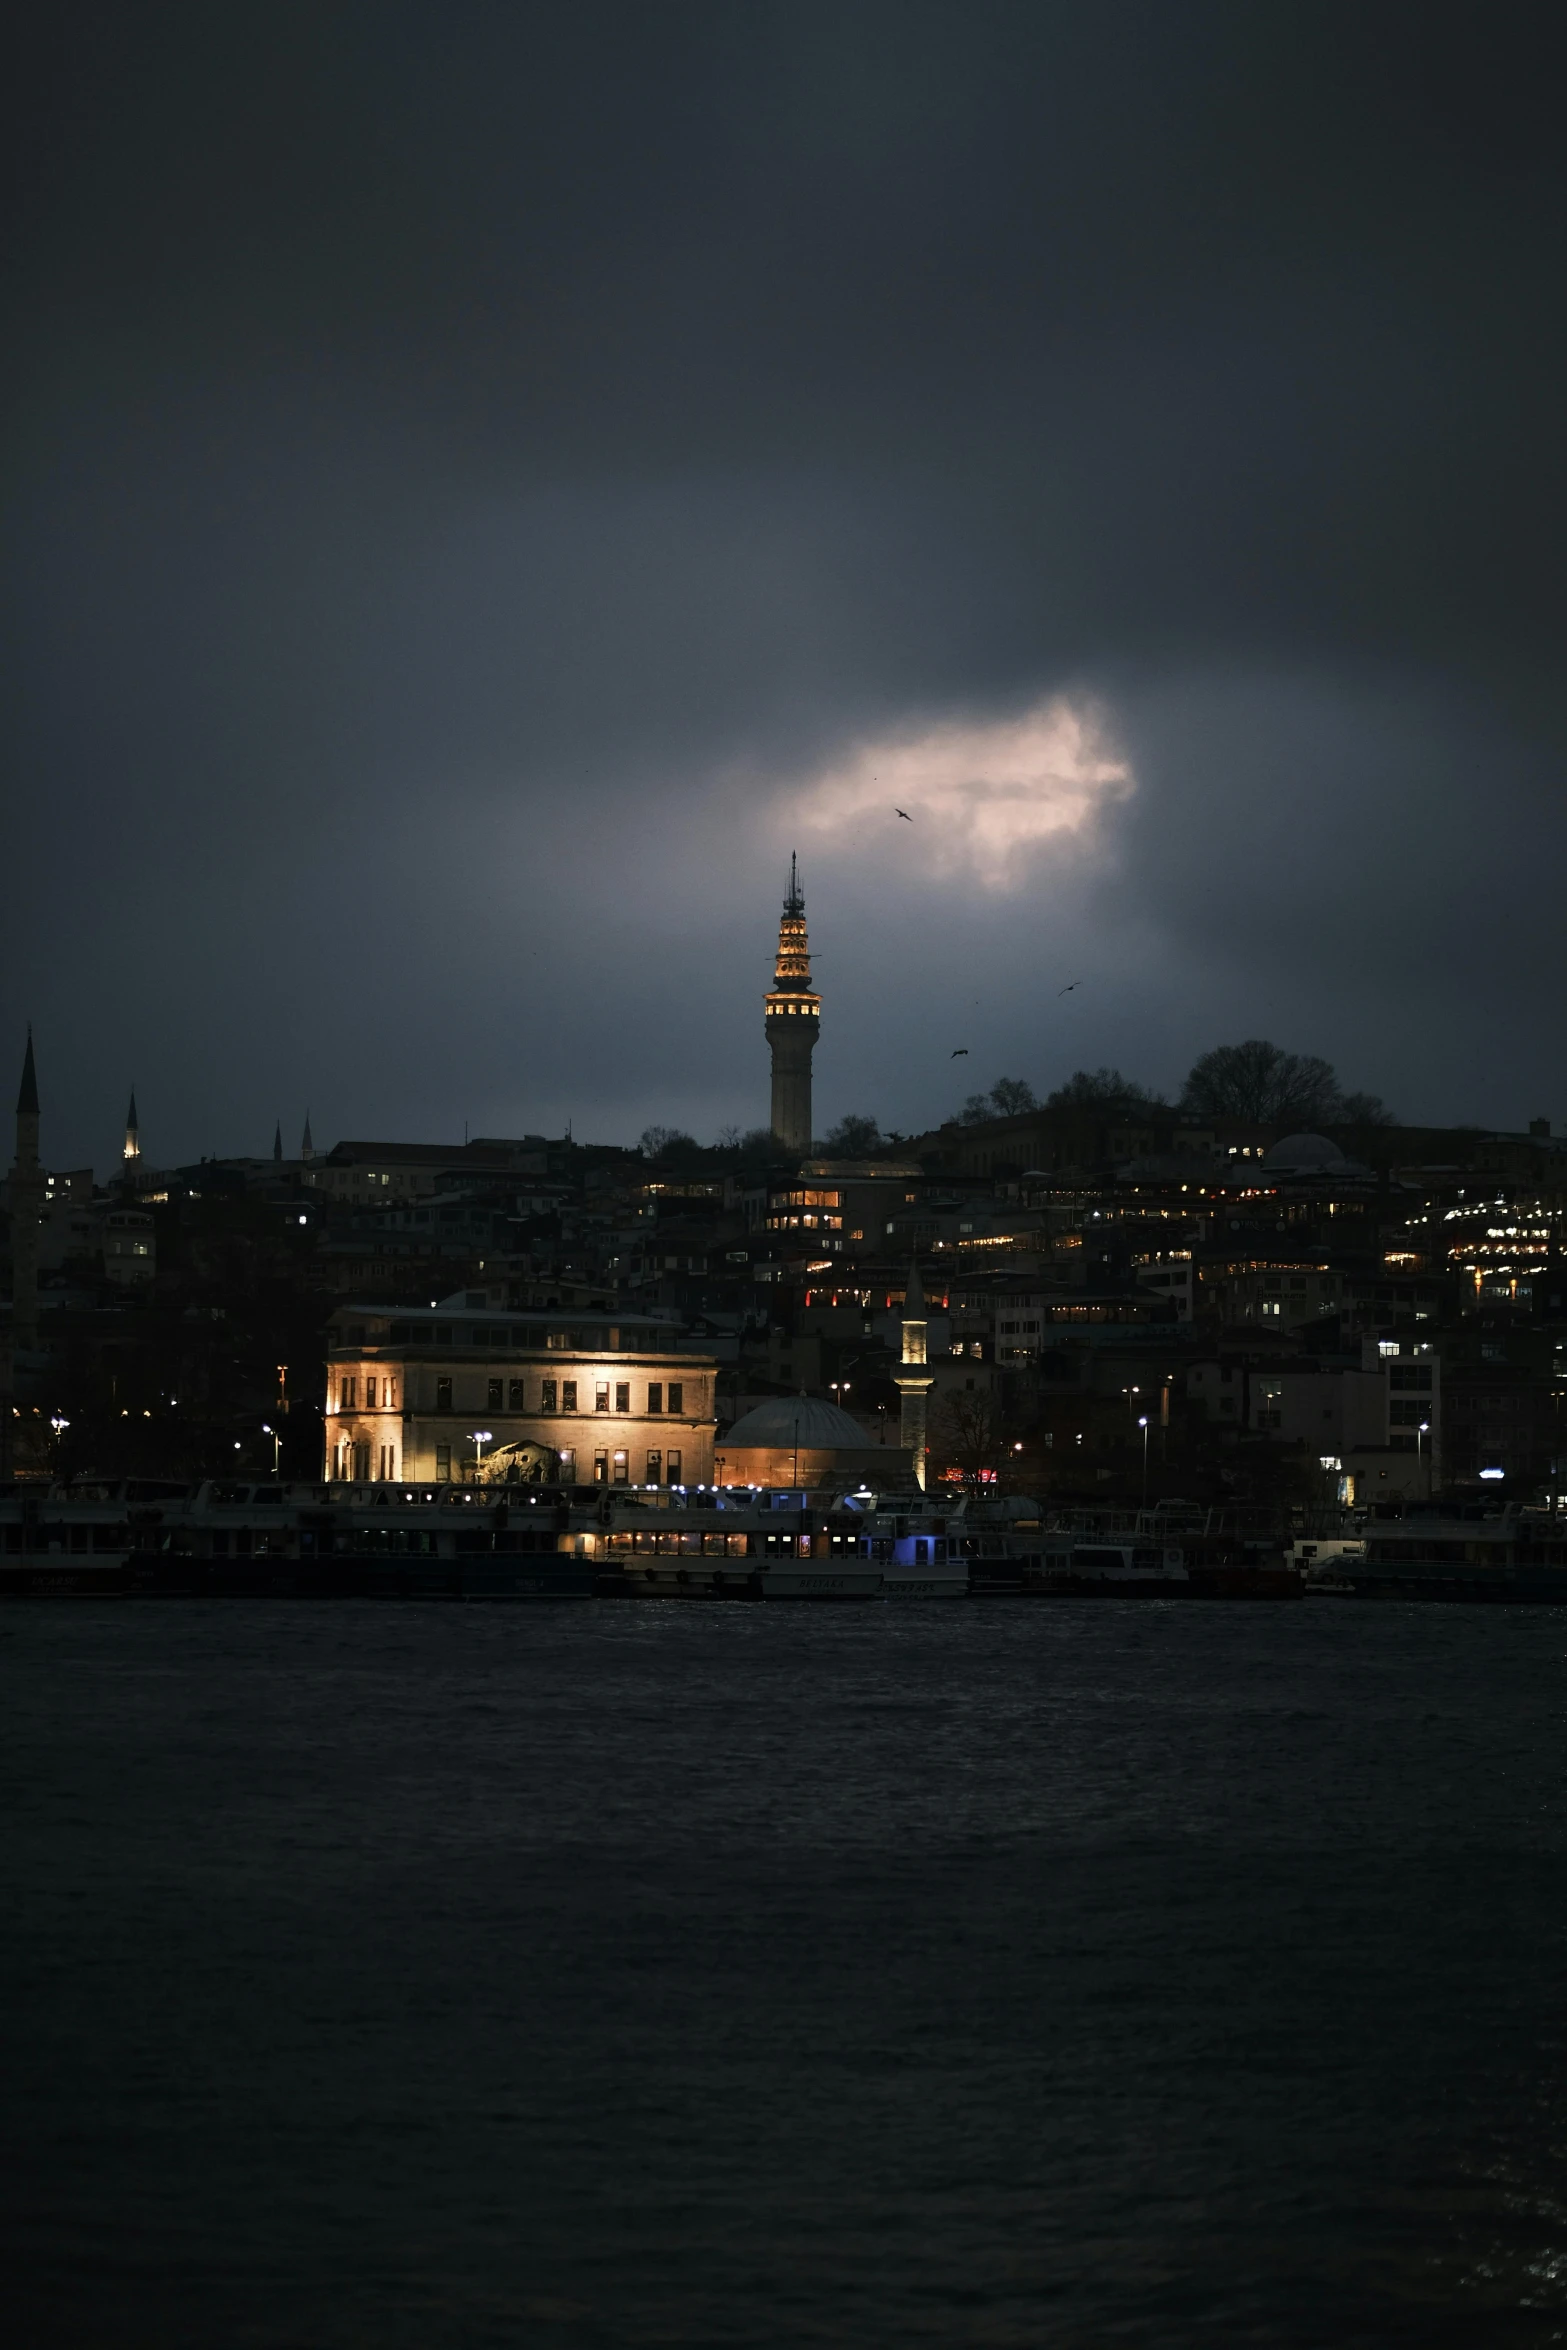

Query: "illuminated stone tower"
<box><xmin>895</xmin><ymin>1258</ymin><xmax>934</xmax><ymax>1492</ymax></box>
<box><xmin>11</xmin><ymin>1030</ymin><xmax>41</xmax><ymax>1354</ymax></box>
<box><xmin>764</xmin><ymin>853</ymin><xmax>820</xmax><ymax>1156</ymax></box>
<box><xmin>123</xmin><ymin>1089</ymin><xmax>140</xmax><ymax>1173</ymax></box>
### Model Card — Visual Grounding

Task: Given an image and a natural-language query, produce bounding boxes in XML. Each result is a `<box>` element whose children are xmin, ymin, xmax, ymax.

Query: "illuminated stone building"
<box><xmin>764</xmin><ymin>854</ymin><xmax>820</xmax><ymax>1156</ymax></box>
<box><xmin>324</xmin><ymin>1301</ymin><xmax>717</xmax><ymax>1487</ymax></box>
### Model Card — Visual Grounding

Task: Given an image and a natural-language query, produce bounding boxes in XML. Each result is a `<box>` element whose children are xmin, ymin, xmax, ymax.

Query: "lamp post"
<box><xmin>1418</xmin><ymin>1420</ymin><xmax>1431</xmax><ymax>1501</ymax></box>
<box><xmin>1138</xmin><ymin>1415</ymin><xmax>1150</xmax><ymax>1510</ymax></box>
<box><xmin>261</xmin><ymin>1422</ymin><xmax>281</xmax><ymax>1474</ymax></box>
<box><xmin>469</xmin><ymin>1429</ymin><xmax>492</xmax><ymax>1482</ymax></box>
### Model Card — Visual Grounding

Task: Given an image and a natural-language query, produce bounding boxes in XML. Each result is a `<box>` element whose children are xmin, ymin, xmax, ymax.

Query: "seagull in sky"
<box><xmin>951</xmin><ymin>1048</ymin><xmax>969</xmax><ymax>1057</ymax></box>
<box><xmin>1058</xmin><ymin>979</ymin><xmax>1081</xmax><ymax>994</ymax></box>
<box><xmin>895</xmin><ymin>807</ymin><xmax>912</xmax><ymax>820</ymax></box>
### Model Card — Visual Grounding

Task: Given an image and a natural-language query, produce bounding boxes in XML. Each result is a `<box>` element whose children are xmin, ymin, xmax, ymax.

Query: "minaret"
<box><xmin>11</xmin><ymin>1030</ymin><xmax>41</xmax><ymax>1353</ymax></box>
<box><xmin>273</xmin><ymin>1120</ymin><xmax>283</xmax><ymax>1165</ymax></box>
<box><xmin>300</xmin><ymin>1112</ymin><xmax>314</xmax><ymax>1163</ymax></box>
<box><xmin>123</xmin><ymin>1089</ymin><xmax>141</xmax><ymax>1173</ymax></box>
<box><xmin>895</xmin><ymin>1258</ymin><xmax>934</xmax><ymax>1492</ymax></box>
<box><xmin>764</xmin><ymin>853</ymin><xmax>821</xmax><ymax>1156</ymax></box>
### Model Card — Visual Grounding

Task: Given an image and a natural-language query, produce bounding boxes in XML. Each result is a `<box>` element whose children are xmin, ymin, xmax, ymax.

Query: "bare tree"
<box><xmin>1181</xmin><ymin>1041</ymin><xmax>1339</xmax><ymax>1125</ymax></box>
<box><xmin>931</xmin><ymin>1387</ymin><xmax>1009</xmax><ymax>1485</ymax></box>
<box><xmin>639</xmin><ymin>1125</ymin><xmax>698</xmax><ymax>1160</ymax></box>
<box><xmin>1045</xmin><ymin>1067</ymin><xmax>1164</xmax><ymax>1112</ymax></box>
<box><xmin>821</xmin><ymin>1113</ymin><xmax>882</xmax><ymax>1153</ymax></box>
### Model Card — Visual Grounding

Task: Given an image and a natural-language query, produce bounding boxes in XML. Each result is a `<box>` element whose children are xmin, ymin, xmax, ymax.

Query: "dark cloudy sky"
<box><xmin>6</xmin><ymin>2</ymin><xmax>1567</xmax><ymax>1170</ymax></box>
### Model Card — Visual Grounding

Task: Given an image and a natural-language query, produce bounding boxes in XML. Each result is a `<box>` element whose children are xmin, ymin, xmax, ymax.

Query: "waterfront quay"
<box><xmin>8</xmin><ymin>1477</ymin><xmax>1567</xmax><ymax>1604</ymax></box>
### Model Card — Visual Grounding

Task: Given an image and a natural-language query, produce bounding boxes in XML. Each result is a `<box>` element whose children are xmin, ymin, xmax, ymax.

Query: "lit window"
<box><xmin>562</xmin><ymin>1381</ymin><xmax>577</xmax><ymax>1411</ymax></box>
<box><xmin>595</xmin><ymin>1382</ymin><xmax>610</xmax><ymax>1412</ymax></box>
<box><xmin>612</xmin><ymin>1449</ymin><xmax>629</xmax><ymax>1483</ymax></box>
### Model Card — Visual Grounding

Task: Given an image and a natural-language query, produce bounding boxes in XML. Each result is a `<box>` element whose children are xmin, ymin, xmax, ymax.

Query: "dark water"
<box><xmin>4</xmin><ymin>1603</ymin><xmax>1567</xmax><ymax>2348</ymax></box>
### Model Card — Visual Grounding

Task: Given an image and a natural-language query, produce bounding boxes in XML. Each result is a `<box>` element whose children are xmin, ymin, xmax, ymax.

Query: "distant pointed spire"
<box><xmin>123</xmin><ymin>1087</ymin><xmax>141</xmax><ymax>1166</ymax></box>
<box><xmin>784</xmin><ymin>850</ymin><xmax>804</xmax><ymax>916</ymax></box>
<box><xmin>16</xmin><ymin>1027</ymin><xmax>37</xmax><ymax>1117</ymax></box>
<box><xmin>300</xmin><ymin>1111</ymin><xmax>314</xmax><ymax>1162</ymax></box>
<box><xmin>905</xmin><ymin>1257</ymin><xmax>926</xmax><ymax>1320</ymax></box>
<box><xmin>273</xmin><ymin>1120</ymin><xmax>283</xmax><ymax>1163</ymax></box>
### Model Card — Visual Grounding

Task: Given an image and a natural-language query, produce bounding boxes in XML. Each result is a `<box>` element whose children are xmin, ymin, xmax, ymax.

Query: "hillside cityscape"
<box><xmin>3</xmin><ymin>864</ymin><xmax>1562</xmax><ymax>1515</ymax></box>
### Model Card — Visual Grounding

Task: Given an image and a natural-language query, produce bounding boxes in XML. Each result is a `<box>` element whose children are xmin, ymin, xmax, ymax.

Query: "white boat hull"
<box><xmin>754</xmin><ymin>1565</ymin><xmax>883</xmax><ymax>1599</ymax></box>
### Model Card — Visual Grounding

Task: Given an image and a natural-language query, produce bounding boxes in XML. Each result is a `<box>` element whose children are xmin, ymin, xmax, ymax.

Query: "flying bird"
<box><xmin>951</xmin><ymin>1048</ymin><xmax>969</xmax><ymax>1057</ymax></box>
<box><xmin>1058</xmin><ymin>980</ymin><xmax>1081</xmax><ymax>994</ymax></box>
<box><xmin>895</xmin><ymin>807</ymin><xmax>912</xmax><ymax>820</ymax></box>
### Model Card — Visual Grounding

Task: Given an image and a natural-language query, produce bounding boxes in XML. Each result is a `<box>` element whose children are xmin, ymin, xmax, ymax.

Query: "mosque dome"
<box><xmin>722</xmin><ymin>1396</ymin><xmax>868</xmax><ymax>1450</ymax></box>
<box><xmin>1261</xmin><ymin>1132</ymin><xmax>1348</xmax><ymax>1175</ymax></box>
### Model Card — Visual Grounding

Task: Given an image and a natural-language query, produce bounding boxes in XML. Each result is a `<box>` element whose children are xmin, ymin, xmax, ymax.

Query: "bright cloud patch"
<box><xmin>785</xmin><ymin>696</ymin><xmax>1133</xmax><ymax>892</ymax></box>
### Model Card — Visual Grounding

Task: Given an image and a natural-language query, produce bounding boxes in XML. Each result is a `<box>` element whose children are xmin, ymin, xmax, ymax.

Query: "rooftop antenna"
<box><xmin>784</xmin><ymin>850</ymin><xmax>804</xmax><ymax>915</ymax></box>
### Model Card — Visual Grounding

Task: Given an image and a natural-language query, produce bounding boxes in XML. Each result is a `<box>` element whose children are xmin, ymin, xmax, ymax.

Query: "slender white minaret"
<box><xmin>300</xmin><ymin>1111</ymin><xmax>314</xmax><ymax>1163</ymax></box>
<box><xmin>11</xmin><ymin>1030</ymin><xmax>41</xmax><ymax>1354</ymax></box>
<box><xmin>895</xmin><ymin>1258</ymin><xmax>934</xmax><ymax>1492</ymax></box>
<box><xmin>123</xmin><ymin>1088</ymin><xmax>141</xmax><ymax>1173</ymax></box>
<box><xmin>764</xmin><ymin>855</ymin><xmax>820</xmax><ymax>1157</ymax></box>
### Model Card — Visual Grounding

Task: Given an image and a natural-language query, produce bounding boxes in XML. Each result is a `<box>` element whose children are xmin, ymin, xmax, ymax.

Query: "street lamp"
<box><xmin>469</xmin><ymin>1430</ymin><xmax>492</xmax><ymax>1478</ymax></box>
<box><xmin>1418</xmin><ymin>1420</ymin><xmax>1431</xmax><ymax>1501</ymax></box>
<box><xmin>261</xmin><ymin>1422</ymin><xmax>281</xmax><ymax>1474</ymax></box>
<box><xmin>1138</xmin><ymin>1415</ymin><xmax>1150</xmax><ymax>1510</ymax></box>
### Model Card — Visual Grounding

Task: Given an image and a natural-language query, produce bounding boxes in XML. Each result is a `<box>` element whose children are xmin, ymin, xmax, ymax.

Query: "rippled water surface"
<box><xmin>5</xmin><ymin>1600</ymin><xmax>1567</xmax><ymax>2347</ymax></box>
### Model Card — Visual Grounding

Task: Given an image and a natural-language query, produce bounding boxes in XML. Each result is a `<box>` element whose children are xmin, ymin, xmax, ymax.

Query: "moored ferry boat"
<box><xmin>600</xmin><ymin>1490</ymin><xmax>885</xmax><ymax>1598</ymax></box>
<box><xmin>0</xmin><ymin>1479</ymin><xmax>596</xmax><ymax>1600</ymax></box>
<box><xmin>1304</xmin><ymin>1508</ymin><xmax>1567</xmax><ymax>1602</ymax></box>
<box><xmin>1025</xmin><ymin>1539</ymin><xmax>1191</xmax><ymax>1597</ymax></box>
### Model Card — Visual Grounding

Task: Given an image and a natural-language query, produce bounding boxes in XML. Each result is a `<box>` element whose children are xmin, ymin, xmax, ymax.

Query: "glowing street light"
<box><xmin>1138</xmin><ymin>1414</ymin><xmax>1150</xmax><ymax>1508</ymax></box>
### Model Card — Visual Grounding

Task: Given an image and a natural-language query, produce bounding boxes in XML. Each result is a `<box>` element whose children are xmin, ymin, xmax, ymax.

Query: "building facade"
<box><xmin>325</xmin><ymin>1302</ymin><xmax>717</xmax><ymax>1486</ymax></box>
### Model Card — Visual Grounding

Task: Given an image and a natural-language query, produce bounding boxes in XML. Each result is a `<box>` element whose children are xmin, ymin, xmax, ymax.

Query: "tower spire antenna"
<box><xmin>785</xmin><ymin>851</ymin><xmax>803</xmax><ymax>915</ymax></box>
